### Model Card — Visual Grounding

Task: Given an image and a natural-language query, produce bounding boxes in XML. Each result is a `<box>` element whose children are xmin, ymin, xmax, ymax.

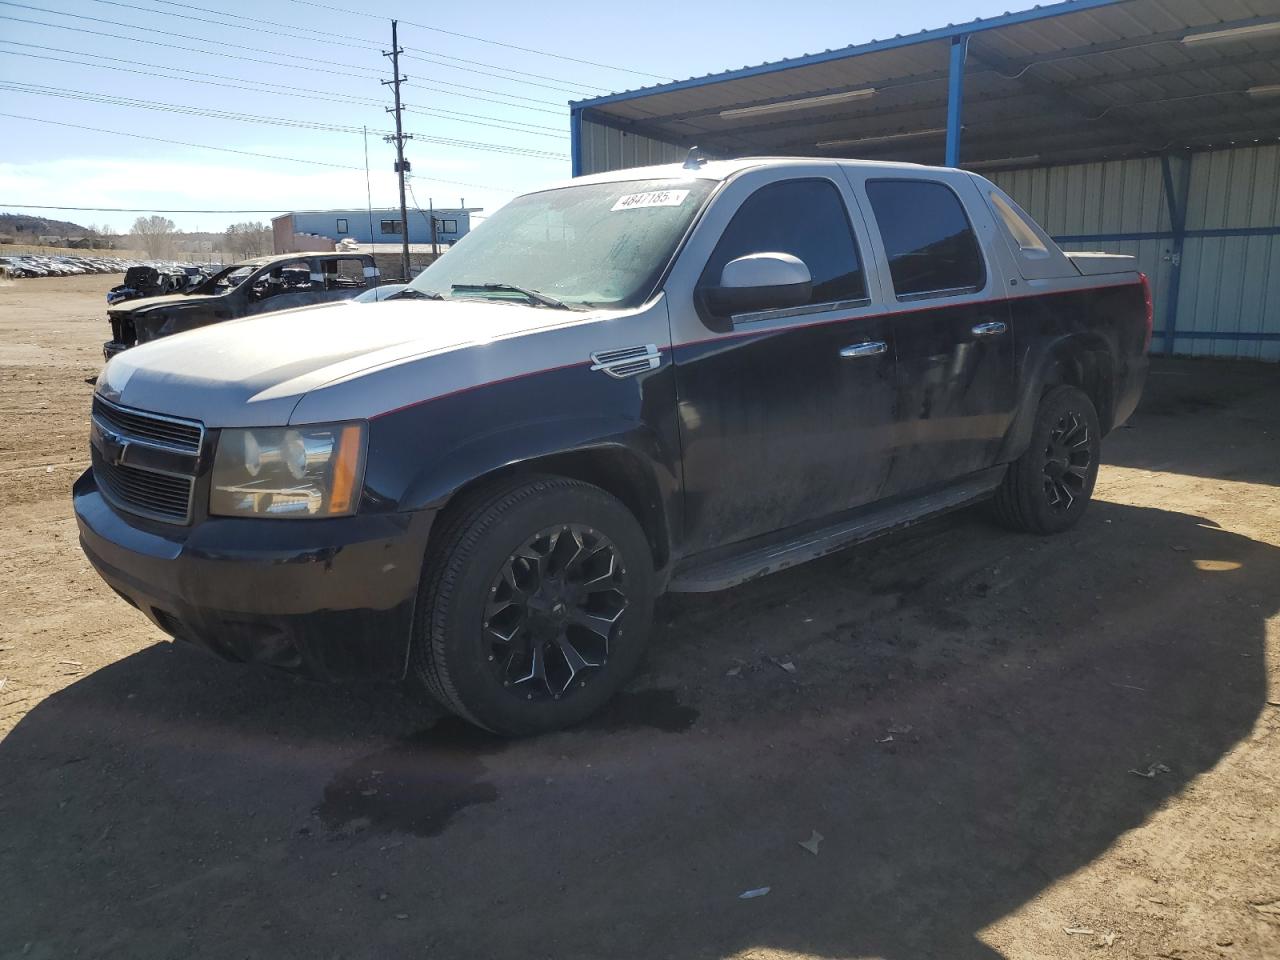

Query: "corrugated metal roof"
<box><xmin>573</xmin><ymin>0</ymin><xmax>1280</xmax><ymax>168</ymax></box>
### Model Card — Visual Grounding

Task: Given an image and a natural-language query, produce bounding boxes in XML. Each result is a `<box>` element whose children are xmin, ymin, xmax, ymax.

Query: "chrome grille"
<box><xmin>90</xmin><ymin>398</ymin><xmax>203</xmax><ymax>524</ymax></box>
<box><xmin>92</xmin><ymin>448</ymin><xmax>194</xmax><ymax>523</ymax></box>
<box><xmin>92</xmin><ymin>395</ymin><xmax>203</xmax><ymax>453</ymax></box>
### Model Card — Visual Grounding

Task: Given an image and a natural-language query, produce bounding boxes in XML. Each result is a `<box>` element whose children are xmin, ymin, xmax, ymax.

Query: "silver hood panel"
<box><xmin>95</xmin><ymin>298</ymin><xmax>650</xmax><ymax>428</ymax></box>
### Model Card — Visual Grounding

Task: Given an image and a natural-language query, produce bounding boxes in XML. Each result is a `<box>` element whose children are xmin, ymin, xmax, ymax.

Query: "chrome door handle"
<box><xmin>840</xmin><ymin>341</ymin><xmax>887</xmax><ymax>358</ymax></box>
<box><xmin>972</xmin><ymin>321</ymin><xmax>1008</xmax><ymax>337</ymax></box>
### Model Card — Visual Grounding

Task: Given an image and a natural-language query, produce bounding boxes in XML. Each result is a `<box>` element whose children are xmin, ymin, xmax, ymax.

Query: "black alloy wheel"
<box><xmin>410</xmin><ymin>475</ymin><xmax>655</xmax><ymax>736</ymax></box>
<box><xmin>1042</xmin><ymin>409</ymin><xmax>1094</xmax><ymax>512</ymax></box>
<box><xmin>483</xmin><ymin>523</ymin><xmax>628</xmax><ymax>702</ymax></box>
<box><xmin>992</xmin><ymin>384</ymin><xmax>1102</xmax><ymax>535</ymax></box>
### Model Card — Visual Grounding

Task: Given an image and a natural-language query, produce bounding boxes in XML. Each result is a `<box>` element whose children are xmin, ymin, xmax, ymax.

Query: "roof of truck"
<box><xmin>552</xmin><ymin>155</ymin><xmax>961</xmax><ymax>190</ymax></box>
<box><xmin>233</xmin><ymin>252</ymin><xmax>374</xmax><ymax>268</ymax></box>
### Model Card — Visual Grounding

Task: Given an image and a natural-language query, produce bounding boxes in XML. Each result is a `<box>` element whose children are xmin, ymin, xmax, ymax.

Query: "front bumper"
<box><xmin>74</xmin><ymin>469</ymin><xmax>435</xmax><ymax>681</ymax></box>
<box><xmin>103</xmin><ymin>340</ymin><xmax>129</xmax><ymax>361</ymax></box>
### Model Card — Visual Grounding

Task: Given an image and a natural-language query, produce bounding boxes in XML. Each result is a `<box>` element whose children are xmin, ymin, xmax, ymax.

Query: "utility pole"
<box><xmin>382</xmin><ymin>20</ymin><xmax>412</xmax><ymax>281</ymax></box>
<box><xmin>429</xmin><ymin>197</ymin><xmax>438</xmax><ymax>258</ymax></box>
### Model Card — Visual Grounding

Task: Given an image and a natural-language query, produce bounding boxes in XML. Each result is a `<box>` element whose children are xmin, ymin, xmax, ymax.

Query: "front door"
<box><xmin>857</xmin><ymin>176</ymin><xmax>1017</xmax><ymax>497</ymax></box>
<box><xmin>670</xmin><ymin>174</ymin><xmax>899</xmax><ymax>554</ymax></box>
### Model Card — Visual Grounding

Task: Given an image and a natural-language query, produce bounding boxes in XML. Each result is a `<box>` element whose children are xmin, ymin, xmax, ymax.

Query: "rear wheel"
<box><xmin>992</xmin><ymin>385</ymin><xmax>1101</xmax><ymax>534</ymax></box>
<box><xmin>410</xmin><ymin>476</ymin><xmax>655</xmax><ymax>736</ymax></box>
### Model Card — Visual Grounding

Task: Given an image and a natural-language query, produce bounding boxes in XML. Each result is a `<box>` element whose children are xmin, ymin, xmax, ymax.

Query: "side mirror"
<box><xmin>701</xmin><ymin>252</ymin><xmax>813</xmax><ymax>317</ymax></box>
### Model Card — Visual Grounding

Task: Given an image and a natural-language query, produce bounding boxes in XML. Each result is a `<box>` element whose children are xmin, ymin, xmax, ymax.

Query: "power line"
<box><xmin>20</xmin><ymin>1</ymin><xmax>588</xmax><ymax>105</ymax></box>
<box><xmin>401</xmin><ymin>48</ymin><xmax>607</xmax><ymax>94</ymax></box>
<box><xmin>1</xmin><ymin>2</ymin><xmax>387</xmax><ymax>75</ymax></box>
<box><xmin>1</xmin><ymin>203</ymin><xmax>295</xmax><ymax>213</ymax></box>
<box><xmin>1</xmin><ymin>82</ymin><xmax>570</xmax><ymax>158</ymax></box>
<box><xmin>0</xmin><ymin>37</ymin><xmax>565</xmax><ymax>120</ymax></box>
<box><xmin>281</xmin><ymin>0</ymin><xmax>673</xmax><ymax>82</ymax></box>
<box><xmin>400</xmin><ymin>104</ymin><xmax>565</xmax><ymax>136</ymax></box>
<box><xmin>0</xmin><ymin>111</ymin><xmax>365</xmax><ymax>170</ymax></box>
<box><xmin>86</xmin><ymin>0</ymin><xmax>611</xmax><ymax>94</ymax></box>
<box><xmin>1</xmin><ymin>81</ymin><xmax>385</xmax><ymax>134</ymax></box>
<box><xmin>0</xmin><ymin>45</ymin><xmax>570</xmax><ymax>136</ymax></box>
<box><xmin>0</xmin><ymin>112</ymin><xmax>521</xmax><ymax>191</ymax></box>
<box><xmin>0</xmin><ymin>202</ymin><xmax>500</xmax><ymax>214</ymax></box>
<box><xmin>398</xmin><ymin>50</ymin><xmax>604</xmax><ymax>97</ymax></box>
<box><xmin>0</xmin><ymin>11</ymin><xmax>569</xmax><ymax>109</ymax></box>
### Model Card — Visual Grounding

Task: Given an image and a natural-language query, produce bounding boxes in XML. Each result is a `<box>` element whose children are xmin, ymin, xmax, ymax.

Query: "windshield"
<box><xmin>407</xmin><ymin>178</ymin><xmax>716</xmax><ymax>310</ymax></box>
<box><xmin>192</xmin><ymin>263</ymin><xmax>256</xmax><ymax>295</ymax></box>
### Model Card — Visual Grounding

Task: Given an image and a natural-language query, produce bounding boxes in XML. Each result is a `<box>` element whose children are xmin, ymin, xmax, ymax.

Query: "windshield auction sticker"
<box><xmin>611</xmin><ymin>189</ymin><xmax>690</xmax><ymax>211</ymax></box>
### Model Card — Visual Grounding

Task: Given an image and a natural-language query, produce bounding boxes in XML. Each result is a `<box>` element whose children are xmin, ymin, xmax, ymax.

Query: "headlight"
<box><xmin>210</xmin><ymin>422</ymin><xmax>366</xmax><ymax>518</ymax></box>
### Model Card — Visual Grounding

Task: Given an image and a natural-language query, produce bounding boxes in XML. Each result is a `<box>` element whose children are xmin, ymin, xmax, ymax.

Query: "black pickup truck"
<box><xmin>75</xmin><ymin>157</ymin><xmax>1149</xmax><ymax>735</ymax></box>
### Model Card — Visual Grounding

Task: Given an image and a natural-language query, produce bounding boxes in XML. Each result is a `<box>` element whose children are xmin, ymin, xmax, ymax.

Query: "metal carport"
<box><xmin>569</xmin><ymin>0</ymin><xmax>1280</xmax><ymax>360</ymax></box>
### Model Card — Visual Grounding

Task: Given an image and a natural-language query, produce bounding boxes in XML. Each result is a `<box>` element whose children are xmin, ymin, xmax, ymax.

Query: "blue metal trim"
<box><xmin>1054</xmin><ymin>231</ymin><xmax>1173</xmax><ymax>242</ymax></box>
<box><xmin>1158</xmin><ymin>154</ymin><xmax>1187</xmax><ymax>357</ymax></box>
<box><xmin>1151</xmin><ymin>331</ymin><xmax>1280</xmax><ymax>341</ymax></box>
<box><xmin>946</xmin><ymin>36</ymin><xmax>968</xmax><ymax>168</ymax></box>
<box><xmin>1187</xmin><ymin>226</ymin><xmax>1280</xmax><ymax>239</ymax></box>
<box><xmin>569</xmin><ymin>0</ymin><xmax>1130</xmax><ymax>109</ymax></box>
<box><xmin>570</xmin><ymin>108</ymin><xmax>583</xmax><ymax>177</ymax></box>
<box><xmin>1052</xmin><ymin>226</ymin><xmax>1280</xmax><ymax>243</ymax></box>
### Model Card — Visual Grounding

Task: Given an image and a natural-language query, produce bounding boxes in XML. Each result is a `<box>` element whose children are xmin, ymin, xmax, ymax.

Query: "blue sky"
<box><xmin>0</xmin><ymin>0</ymin><xmax>1021</xmax><ymax>231</ymax></box>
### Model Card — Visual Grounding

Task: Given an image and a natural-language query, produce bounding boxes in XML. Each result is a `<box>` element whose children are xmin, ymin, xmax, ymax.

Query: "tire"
<box><xmin>992</xmin><ymin>385</ymin><xmax>1101</xmax><ymax>535</ymax></box>
<box><xmin>410</xmin><ymin>475</ymin><xmax>655</xmax><ymax>736</ymax></box>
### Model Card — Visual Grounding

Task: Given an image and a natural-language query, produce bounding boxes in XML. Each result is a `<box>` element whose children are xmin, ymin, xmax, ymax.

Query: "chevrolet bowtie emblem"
<box><xmin>96</xmin><ymin>426</ymin><xmax>130</xmax><ymax>466</ymax></box>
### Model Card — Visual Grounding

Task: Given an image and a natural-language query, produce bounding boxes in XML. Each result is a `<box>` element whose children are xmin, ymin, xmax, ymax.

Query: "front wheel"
<box><xmin>992</xmin><ymin>385</ymin><xmax>1102</xmax><ymax>535</ymax></box>
<box><xmin>410</xmin><ymin>476</ymin><xmax>655</xmax><ymax>736</ymax></box>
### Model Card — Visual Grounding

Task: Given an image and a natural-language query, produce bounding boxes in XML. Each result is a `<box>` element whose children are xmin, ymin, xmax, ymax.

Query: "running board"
<box><xmin>667</xmin><ymin>468</ymin><xmax>1005</xmax><ymax>593</ymax></box>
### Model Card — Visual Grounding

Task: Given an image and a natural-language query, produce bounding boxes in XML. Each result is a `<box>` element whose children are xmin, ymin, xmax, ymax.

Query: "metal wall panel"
<box><xmin>579</xmin><ymin>118</ymin><xmax>686</xmax><ymax>175</ymax></box>
<box><xmin>993</xmin><ymin>147</ymin><xmax>1280</xmax><ymax>361</ymax></box>
<box><xmin>1177</xmin><ymin>145</ymin><xmax>1280</xmax><ymax>361</ymax></box>
<box><xmin>991</xmin><ymin>157</ymin><xmax>1177</xmax><ymax>342</ymax></box>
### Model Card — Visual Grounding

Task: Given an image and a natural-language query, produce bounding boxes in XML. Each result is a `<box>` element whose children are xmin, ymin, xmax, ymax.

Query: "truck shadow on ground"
<box><xmin>0</xmin><ymin>501</ymin><xmax>1275</xmax><ymax>959</ymax></box>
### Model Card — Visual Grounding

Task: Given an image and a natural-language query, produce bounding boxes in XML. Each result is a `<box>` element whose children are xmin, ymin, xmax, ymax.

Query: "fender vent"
<box><xmin>589</xmin><ymin>343</ymin><xmax>661</xmax><ymax>379</ymax></box>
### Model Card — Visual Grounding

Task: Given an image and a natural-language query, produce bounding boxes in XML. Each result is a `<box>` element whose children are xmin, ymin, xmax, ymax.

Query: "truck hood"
<box><xmin>96</xmin><ymin>298</ymin><xmax>598</xmax><ymax>427</ymax></box>
<box><xmin>107</xmin><ymin>293</ymin><xmax>215</xmax><ymax>315</ymax></box>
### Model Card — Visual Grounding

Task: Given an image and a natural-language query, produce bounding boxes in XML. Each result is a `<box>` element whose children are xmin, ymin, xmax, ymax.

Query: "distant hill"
<box><xmin>0</xmin><ymin>212</ymin><xmax>91</xmax><ymax>238</ymax></box>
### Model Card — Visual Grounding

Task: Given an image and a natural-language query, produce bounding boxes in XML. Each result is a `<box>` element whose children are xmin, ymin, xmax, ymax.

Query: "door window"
<box><xmin>701</xmin><ymin>179</ymin><xmax>866</xmax><ymax>309</ymax></box>
<box><xmin>865</xmin><ymin>179</ymin><xmax>984</xmax><ymax>299</ymax></box>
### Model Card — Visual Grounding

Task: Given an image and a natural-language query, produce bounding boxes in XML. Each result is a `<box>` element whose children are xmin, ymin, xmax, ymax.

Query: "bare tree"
<box><xmin>131</xmin><ymin>215</ymin><xmax>177</xmax><ymax>259</ymax></box>
<box><xmin>223</xmin><ymin>221</ymin><xmax>272</xmax><ymax>260</ymax></box>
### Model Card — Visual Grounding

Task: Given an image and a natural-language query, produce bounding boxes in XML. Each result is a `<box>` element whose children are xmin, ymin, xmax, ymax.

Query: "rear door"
<box><xmin>853</xmin><ymin>174</ymin><xmax>1016</xmax><ymax>497</ymax></box>
<box><xmin>666</xmin><ymin>170</ymin><xmax>898</xmax><ymax>554</ymax></box>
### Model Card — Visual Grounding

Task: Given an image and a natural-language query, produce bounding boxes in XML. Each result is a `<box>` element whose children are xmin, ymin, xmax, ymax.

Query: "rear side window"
<box><xmin>865</xmin><ymin>179</ymin><xmax>984</xmax><ymax>299</ymax></box>
<box><xmin>701</xmin><ymin>179</ymin><xmax>866</xmax><ymax>307</ymax></box>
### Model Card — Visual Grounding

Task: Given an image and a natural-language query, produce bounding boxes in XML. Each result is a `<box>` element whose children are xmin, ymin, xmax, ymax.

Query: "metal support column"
<box><xmin>945</xmin><ymin>35</ymin><xmax>968</xmax><ymax>168</ymax></box>
<box><xmin>1159</xmin><ymin>153</ymin><xmax>1191</xmax><ymax>355</ymax></box>
<box><xmin>570</xmin><ymin>108</ymin><xmax>583</xmax><ymax>177</ymax></box>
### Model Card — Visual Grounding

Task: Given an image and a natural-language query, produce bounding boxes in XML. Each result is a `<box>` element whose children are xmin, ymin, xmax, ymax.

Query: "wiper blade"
<box><xmin>387</xmin><ymin>288</ymin><xmax>444</xmax><ymax>300</ymax></box>
<box><xmin>451</xmin><ymin>282</ymin><xmax>570</xmax><ymax>310</ymax></box>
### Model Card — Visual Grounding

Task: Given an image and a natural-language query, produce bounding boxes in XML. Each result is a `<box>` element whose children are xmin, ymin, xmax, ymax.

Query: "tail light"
<box><xmin>1139</xmin><ymin>272</ymin><xmax>1154</xmax><ymax>353</ymax></box>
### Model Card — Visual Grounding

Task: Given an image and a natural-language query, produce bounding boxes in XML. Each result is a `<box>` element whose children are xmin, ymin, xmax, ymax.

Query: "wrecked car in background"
<box><xmin>106</xmin><ymin>265</ymin><xmax>192</xmax><ymax>305</ymax></box>
<box><xmin>103</xmin><ymin>252</ymin><xmax>380</xmax><ymax>360</ymax></box>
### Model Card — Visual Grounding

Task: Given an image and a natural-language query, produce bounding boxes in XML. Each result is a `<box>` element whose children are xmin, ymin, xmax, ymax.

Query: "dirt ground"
<box><xmin>1</xmin><ymin>274</ymin><xmax>1278</xmax><ymax>960</ymax></box>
